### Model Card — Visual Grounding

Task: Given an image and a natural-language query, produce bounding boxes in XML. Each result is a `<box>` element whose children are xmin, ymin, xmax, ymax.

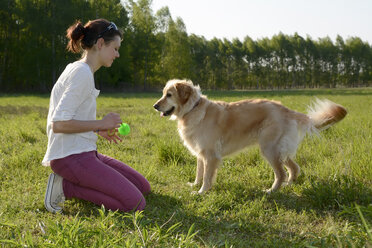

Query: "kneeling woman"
<box><xmin>42</xmin><ymin>19</ymin><xmax>151</xmax><ymax>213</ymax></box>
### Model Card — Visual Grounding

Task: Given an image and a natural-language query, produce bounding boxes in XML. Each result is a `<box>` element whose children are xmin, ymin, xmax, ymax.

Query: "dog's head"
<box><xmin>153</xmin><ymin>79</ymin><xmax>201</xmax><ymax>119</ymax></box>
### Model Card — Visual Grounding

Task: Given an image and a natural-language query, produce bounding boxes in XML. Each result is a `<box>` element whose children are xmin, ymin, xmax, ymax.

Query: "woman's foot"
<box><xmin>44</xmin><ymin>173</ymin><xmax>65</xmax><ymax>213</ymax></box>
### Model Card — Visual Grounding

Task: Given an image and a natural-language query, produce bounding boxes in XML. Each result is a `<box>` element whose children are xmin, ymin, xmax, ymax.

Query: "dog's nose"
<box><xmin>153</xmin><ymin>104</ymin><xmax>159</xmax><ymax>110</ymax></box>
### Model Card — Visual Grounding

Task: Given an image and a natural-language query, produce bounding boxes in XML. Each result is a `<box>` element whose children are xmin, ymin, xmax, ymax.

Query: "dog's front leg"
<box><xmin>188</xmin><ymin>157</ymin><xmax>204</xmax><ymax>187</ymax></box>
<box><xmin>197</xmin><ymin>153</ymin><xmax>221</xmax><ymax>194</ymax></box>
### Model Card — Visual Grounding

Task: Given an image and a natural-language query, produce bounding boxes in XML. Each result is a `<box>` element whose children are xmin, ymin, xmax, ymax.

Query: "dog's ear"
<box><xmin>175</xmin><ymin>83</ymin><xmax>192</xmax><ymax>104</ymax></box>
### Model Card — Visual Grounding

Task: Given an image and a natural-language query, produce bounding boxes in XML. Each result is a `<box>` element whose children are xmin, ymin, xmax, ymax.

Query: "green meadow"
<box><xmin>0</xmin><ymin>88</ymin><xmax>371</xmax><ymax>247</ymax></box>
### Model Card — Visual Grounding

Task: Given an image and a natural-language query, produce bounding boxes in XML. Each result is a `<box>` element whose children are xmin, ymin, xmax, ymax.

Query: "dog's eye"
<box><xmin>166</xmin><ymin>93</ymin><xmax>172</xmax><ymax>98</ymax></box>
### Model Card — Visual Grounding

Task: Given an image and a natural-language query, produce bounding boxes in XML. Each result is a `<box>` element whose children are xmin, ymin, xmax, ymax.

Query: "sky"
<box><xmin>151</xmin><ymin>0</ymin><xmax>372</xmax><ymax>44</ymax></box>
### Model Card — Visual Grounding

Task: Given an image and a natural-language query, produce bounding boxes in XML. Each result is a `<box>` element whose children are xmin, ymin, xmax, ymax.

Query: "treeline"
<box><xmin>1</xmin><ymin>0</ymin><xmax>371</xmax><ymax>93</ymax></box>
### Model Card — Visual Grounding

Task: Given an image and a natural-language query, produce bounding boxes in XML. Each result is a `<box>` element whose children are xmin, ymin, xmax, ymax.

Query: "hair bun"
<box><xmin>66</xmin><ymin>19</ymin><xmax>122</xmax><ymax>53</ymax></box>
<box><xmin>71</xmin><ymin>22</ymin><xmax>85</xmax><ymax>41</ymax></box>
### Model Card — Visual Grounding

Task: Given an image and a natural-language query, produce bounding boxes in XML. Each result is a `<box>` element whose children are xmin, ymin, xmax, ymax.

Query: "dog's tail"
<box><xmin>280</xmin><ymin>99</ymin><xmax>347</xmax><ymax>161</ymax></box>
<box><xmin>307</xmin><ymin>98</ymin><xmax>347</xmax><ymax>131</ymax></box>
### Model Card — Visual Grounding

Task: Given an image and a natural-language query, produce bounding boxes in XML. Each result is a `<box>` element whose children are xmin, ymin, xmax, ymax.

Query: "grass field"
<box><xmin>0</xmin><ymin>88</ymin><xmax>371</xmax><ymax>247</ymax></box>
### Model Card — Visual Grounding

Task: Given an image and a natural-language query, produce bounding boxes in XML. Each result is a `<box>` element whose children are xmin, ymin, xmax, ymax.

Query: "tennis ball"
<box><xmin>118</xmin><ymin>123</ymin><xmax>130</xmax><ymax>135</ymax></box>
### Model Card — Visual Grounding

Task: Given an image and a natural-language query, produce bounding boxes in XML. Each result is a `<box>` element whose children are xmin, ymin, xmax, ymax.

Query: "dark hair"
<box><xmin>66</xmin><ymin>19</ymin><xmax>122</xmax><ymax>53</ymax></box>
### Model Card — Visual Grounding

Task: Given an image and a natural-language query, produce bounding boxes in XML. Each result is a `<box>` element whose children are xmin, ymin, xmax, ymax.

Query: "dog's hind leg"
<box><xmin>284</xmin><ymin>158</ymin><xmax>300</xmax><ymax>185</ymax></box>
<box><xmin>264</xmin><ymin>155</ymin><xmax>287</xmax><ymax>193</ymax></box>
<box><xmin>259</xmin><ymin>131</ymin><xmax>287</xmax><ymax>193</ymax></box>
<box><xmin>196</xmin><ymin>152</ymin><xmax>221</xmax><ymax>194</ymax></box>
<box><xmin>188</xmin><ymin>157</ymin><xmax>204</xmax><ymax>187</ymax></box>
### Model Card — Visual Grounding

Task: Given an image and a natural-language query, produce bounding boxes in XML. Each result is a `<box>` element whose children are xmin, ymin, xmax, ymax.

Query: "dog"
<box><xmin>153</xmin><ymin>79</ymin><xmax>347</xmax><ymax>194</ymax></box>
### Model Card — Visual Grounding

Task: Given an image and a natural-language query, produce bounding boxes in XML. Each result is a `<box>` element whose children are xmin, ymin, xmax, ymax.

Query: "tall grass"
<box><xmin>0</xmin><ymin>89</ymin><xmax>371</xmax><ymax>247</ymax></box>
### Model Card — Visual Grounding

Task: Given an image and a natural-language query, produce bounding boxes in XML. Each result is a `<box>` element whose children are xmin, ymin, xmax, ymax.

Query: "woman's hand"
<box><xmin>96</xmin><ymin>129</ymin><xmax>122</xmax><ymax>143</ymax></box>
<box><xmin>101</xmin><ymin>113</ymin><xmax>122</xmax><ymax>130</ymax></box>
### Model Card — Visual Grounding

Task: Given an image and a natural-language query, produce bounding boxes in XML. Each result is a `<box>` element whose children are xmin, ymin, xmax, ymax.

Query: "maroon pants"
<box><xmin>50</xmin><ymin>151</ymin><xmax>151</xmax><ymax>212</ymax></box>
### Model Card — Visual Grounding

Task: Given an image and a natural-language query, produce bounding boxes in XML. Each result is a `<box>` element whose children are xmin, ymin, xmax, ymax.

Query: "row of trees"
<box><xmin>1</xmin><ymin>0</ymin><xmax>371</xmax><ymax>93</ymax></box>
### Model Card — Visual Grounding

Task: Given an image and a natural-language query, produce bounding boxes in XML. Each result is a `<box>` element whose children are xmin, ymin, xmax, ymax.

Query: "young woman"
<box><xmin>43</xmin><ymin>19</ymin><xmax>151</xmax><ymax>213</ymax></box>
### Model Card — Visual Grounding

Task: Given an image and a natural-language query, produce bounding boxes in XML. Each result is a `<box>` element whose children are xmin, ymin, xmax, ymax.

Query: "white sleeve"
<box><xmin>52</xmin><ymin>67</ymin><xmax>93</xmax><ymax>121</ymax></box>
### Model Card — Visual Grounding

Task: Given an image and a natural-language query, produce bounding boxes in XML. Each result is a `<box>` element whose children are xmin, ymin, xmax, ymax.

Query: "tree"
<box><xmin>125</xmin><ymin>0</ymin><xmax>157</xmax><ymax>90</ymax></box>
<box><xmin>160</xmin><ymin>17</ymin><xmax>192</xmax><ymax>82</ymax></box>
<box><xmin>1</xmin><ymin>1</ymin><xmax>371</xmax><ymax>92</ymax></box>
<box><xmin>188</xmin><ymin>34</ymin><xmax>208</xmax><ymax>87</ymax></box>
<box><xmin>345</xmin><ymin>37</ymin><xmax>371</xmax><ymax>87</ymax></box>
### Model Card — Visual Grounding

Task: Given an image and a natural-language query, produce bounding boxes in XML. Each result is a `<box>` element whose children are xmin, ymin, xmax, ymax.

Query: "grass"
<box><xmin>0</xmin><ymin>88</ymin><xmax>371</xmax><ymax>247</ymax></box>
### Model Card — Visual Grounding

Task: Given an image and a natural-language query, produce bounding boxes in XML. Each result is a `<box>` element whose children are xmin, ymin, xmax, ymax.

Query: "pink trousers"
<box><xmin>50</xmin><ymin>151</ymin><xmax>151</xmax><ymax>212</ymax></box>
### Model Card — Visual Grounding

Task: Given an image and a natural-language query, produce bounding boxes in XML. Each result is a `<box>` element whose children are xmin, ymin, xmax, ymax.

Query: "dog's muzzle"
<box><xmin>162</xmin><ymin>106</ymin><xmax>175</xmax><ymax>116</ymax></box>
<box><xmin>153</xmin><ymin>104</ymin><xmax>175</xmax><ymax>117</ymax></box>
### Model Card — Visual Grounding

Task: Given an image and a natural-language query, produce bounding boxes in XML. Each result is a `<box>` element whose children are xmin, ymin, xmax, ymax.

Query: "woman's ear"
<box><xmin>96</xmin><ymin>37</ymin><xmax>104</xmax><ymax>49</ymax></box>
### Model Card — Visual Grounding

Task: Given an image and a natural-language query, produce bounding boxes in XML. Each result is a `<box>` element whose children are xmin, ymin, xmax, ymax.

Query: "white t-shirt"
<box><xmin>42</xmin><ymin>61</ymin><xmax>100</xmax><ymax>166</ymax></box>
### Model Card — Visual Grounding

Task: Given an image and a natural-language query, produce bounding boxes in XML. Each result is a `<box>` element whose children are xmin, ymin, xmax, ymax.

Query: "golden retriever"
<box><xmin>153</xmin><ymin>79</ymin><xmax>347</xmax><ymax>194</ymax></box>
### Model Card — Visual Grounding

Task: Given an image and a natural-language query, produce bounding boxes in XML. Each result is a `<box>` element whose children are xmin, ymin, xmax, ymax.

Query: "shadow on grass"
<box><xmin>43</xmin><ymin>191</ymin><xmax>309</xmax><ymax>246</ymax></box>
<box><xmin>205</xmin><ymin>173</ymin><xmax>372</xmax><ymax>222</ymax></box>
<box><xmin>36</xmin><ymin>182</ymin><xmax>370</xmax><ymax>247</ymax></box>
<box><xmin>144</xmin><ymin>192</ymin><xmax>306</xmax><ymax>247</ymax></box>
<box><xmin>263</xmin><ymin>175</ymin><xmax>372</xmax><ymax>221</ymax></box>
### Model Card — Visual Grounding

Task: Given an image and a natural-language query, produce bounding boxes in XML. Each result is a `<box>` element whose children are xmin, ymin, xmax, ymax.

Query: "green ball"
<box><xmin>118</xmin><ymin>123</ymin><xmax>130</xmax><ymax>135</ymax></box>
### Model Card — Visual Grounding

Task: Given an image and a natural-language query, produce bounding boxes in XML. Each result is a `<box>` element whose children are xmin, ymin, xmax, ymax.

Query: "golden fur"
<box><xmin>154</xmin><ymin>79</ymin><xmax>347</xmax><ymax>194</ymax></box>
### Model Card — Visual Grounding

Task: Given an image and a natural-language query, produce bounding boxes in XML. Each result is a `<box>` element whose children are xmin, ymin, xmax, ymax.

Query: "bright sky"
<box><xmin>151</xmin><ymin>0</ymin><xmax>372</xmax><ymax>44</ymax></box>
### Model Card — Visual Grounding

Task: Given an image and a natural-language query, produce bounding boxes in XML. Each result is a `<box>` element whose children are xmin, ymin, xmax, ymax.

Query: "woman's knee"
<box><xmin>124</xmin><ymin>195</ymin><xmax>146</xmax><ymax>212</ymax></box>
<box><xmin>142</xmin><ymin>180</ymin><xmax>151</xmax><ymax>195</ymax></box>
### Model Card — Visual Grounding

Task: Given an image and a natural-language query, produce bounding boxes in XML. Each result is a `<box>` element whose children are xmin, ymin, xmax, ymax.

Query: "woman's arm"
<box><xmin>52</xmin><ymin>112</ymin><xmax>122</xmax><ymax>134</ymax></box>
<box><xmin>52</xmin><ymin>119</ymin><xmax>103</xmax><ymax>133</ymax></box>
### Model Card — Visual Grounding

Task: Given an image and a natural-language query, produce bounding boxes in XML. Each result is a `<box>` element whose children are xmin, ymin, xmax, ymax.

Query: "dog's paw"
<box><xmin>187</xmin><ymin>182</ymin><xmax>197</xmax><ymax>187</ymax></box>
<box><xmin>190</xmin><ymin>189</ymin><xmax>206</xmax><ymax>195</ymax></box>
<box><xmin>282</xmin><ymin>181</ymin><xmax>293</xmax><ymax>187</ymax></box>
<box><xmin>197</xmin><ymin>189</ymin><xmax>207</xmax><ymax>194</ymax></box>
<box><xmin>264</xmin><ymin>188</ymin><xmax>274</xmax><ymax>194</ymax></box>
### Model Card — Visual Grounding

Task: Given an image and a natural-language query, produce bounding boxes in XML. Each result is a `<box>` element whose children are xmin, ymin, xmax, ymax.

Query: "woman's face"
<box><xmin>99</xmin><ymin>35</ymin><xmax>121</xmax><ymax>67</ymax></box>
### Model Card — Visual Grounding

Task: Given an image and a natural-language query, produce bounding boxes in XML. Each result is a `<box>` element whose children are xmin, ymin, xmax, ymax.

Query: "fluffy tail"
<box><xmin>307</xmin><ymin>98</ymin><xmax>347</xmax><ymax>130</ymax></box>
